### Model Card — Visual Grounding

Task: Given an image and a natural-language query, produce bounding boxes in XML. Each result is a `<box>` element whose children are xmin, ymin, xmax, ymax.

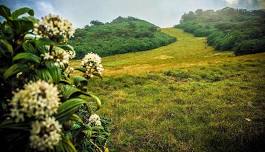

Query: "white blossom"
<box><xmin>42</xmin><ymin>46</ymin><xmax>74</xmax><ymax>68</ymax></box>
<box><xmin>30</xmin><ymin>117</ymin><xmax>62</xmax><ymax>151</ymax></box>
<box><xmin>10</xmin><ymin>80</ymin><xmax>60</xmax><ymax>122</ymax></box>
<box><xmin>88</xmin><ymin>114</ymin><xmax>101</xmax><ymax>126</ymax></box>
<box><xmin>81</xmin><ymin>52</ymin><xmax>104</xmax><ymax>78</ymax></box>
<box><xmin>33</xmin><ymin>14</ymin><xmax>75</xmax><ymax>42</ymax></box>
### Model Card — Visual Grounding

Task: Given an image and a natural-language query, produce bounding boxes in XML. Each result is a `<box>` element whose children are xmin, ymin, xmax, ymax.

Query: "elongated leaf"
<box><xmin>87</xmin><ymin>92</ymin><xmax>102</xmax><ymax>110</ymax></box>
<box><xmin>0</xmin><ymin>119</ymin><xmax>30</xmax><ymax>131</ymax></box>
<box><xmin>0</xmin><ymin>5</ymin><xmax>11</xmax><ymax>19</ymax></box>
<box><xmin>35</xmin><ymin>38</ymin><xmax>55</xmax><ymax>47</ymax></box>
<box><xmin>59</xmin><ymin>85</ymin><xmax>83</xmax><ymax>100</ymax></box>
<box><xmin>73</xmin><ymin>76</ymin><xmax>88</xmax><ymax>87</ymax></box>
<box><xmin>0</xmin><ymin>39</ymin><xmax>13</xmax><ymax>55</ymax></box>
<box><xmin>13</xmin><ymin>52</ymin><xmax>40</xmax><ymax>63</ymax></box>
<box><xmin>57</xmin><ymin>44</ymin><xmax>75</xmax><ymax>51</ymax></box>
<box><xmin>70</xmin><ymin>114</ymin><xmax>83</xmax><ymax>123</ymax></box>
<box><xmin>35</xmin><ymin>69</ymin><xmax>53</xmax><ymax>82</ymax></box>
<box><xmin>73</xmin><ymin>76</ymin><xmax>87</xmax><ymax>83</ymax></box>
<box><xmin>62</xmin><ymin>135</ymin><xmax>78</xmax><ymax>152</ymax></box>
<box><xmin>75</xmin><ymin>67</ymin><xmax>86</xmax><ymax>73</ymax></box>
<box><xmin>3</xmin><ymin>63</ymin><xmax>27</xmax><ymax>79</ymax></box>
<box><xmin>12</xmin><ymin>19</ymin><xmax>33</xmax><ymax>34</ymax></box>
<box><xmin>59</xmin><ymin>79</ymin><xmax>72</xmax><ymax>85</ymax></box>
<box><xmin>22</xmin><ymin>41</ymin><xmax>35</xmax><ymax>52</ymax></box>
<box><xmin>56</xmin><ymin>98</ymin><xmax>87</xmax><ymax>122</ymax></box>
<box><xmin>55</xmin><ymin>135</ymin><xmax>77</xmax><ymax>152</ymax></box>
<box><xmin>59</xmin><ymin>85</ymin><xmax>101</xmax><ymax>109</ymax></box>
<box><xmin>60</xmin><ymin>84</ymin><xmax>101</xmax><ymax>109</ymax></box>
<box><xmin>11</xmin><ymin>7</ymin><xmax>34</xmax><ymax>19</ymax></box>
<box><xmin>47</xmin><ymin>66</ymin><xmax>62</xmax><ymax>83</ymax></box>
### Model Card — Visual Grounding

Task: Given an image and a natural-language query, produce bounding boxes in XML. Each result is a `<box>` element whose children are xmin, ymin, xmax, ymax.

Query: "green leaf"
<box><xmin>35</xmin><ymin>38</ymin><xmax>55</xmax><ymax>47</ymax></box>
<box><xmin>56</xmin><ymin>98</ymin><xmax>87</xmax><ymax>122</ymax></box>
<box><xmin>59</xmin><ymin>79</ymin><xmax>72</xmax><ymax>85</ymax></box>
<box><xmin>75</xmin><ymin>67</ymin><xmax>86</xmax><ymax>73</ymax></box>
<box><xmin>57</xmin><ymin>44</ymin><xmax>75</xmax><ymax>51</ymax></box>
<box><xmin>22</xmin><ymin>41</ymin><xmax>35</xmax><ymax>52</ymax></box>
<box><xmin>87</xmin><ymin>92</ymin><xmax>102</xmax><ymax>110</ymax></box>
<box><xmin>70</xmin><ymin>114</ymin><xmax>83</xmax><ymax>123</ymax></box>
<box><xmin>59</xmin><ymin>85</ymin><xmax>83</xmax><ymax>100</ymax></box>
<box><xmin>73</xmin><ymin>76</ymin><xmax>88</xmax><ymax>87</ymax></box>
<box><xmin>0</xmin><ymin>39</ymin><xmax>13</xmax><ymax>55</ymax></box>
<box><xmin>55</xmin><ymin>135</ymin><xmax>77</xmax><ymax>152</ymax></box>
<box><xmin>11</xmin><ymin>7</ymin><xmax>34</xmax><ymax>19</ymax></box>
<box><xmin>13</xmin><ymin>52</ymin><xmax>40</xmax><ymax>63</ymax></box>
<box><xmin>62</xmin><ymin>135</ymin><xmax>78</xmax><ymax>152</ymax></box>
<box><xmin>47</xmin><ymin>66</ymin><xmax>62</xmax><ymax>83</ymax></box>
<box><xmin>0</xmin><ymin>5</ymin><xmax>11</xmax><ymax>19</ymax></box>
<box><xmin>35</xmin><ymin>69</ymin><xmax>53</xmax><ymax>82</ymax></box>
<box><xmin>59</xmin><ymin>85</ymin><xmax>101</xmax><ymax>109</ymax></box>
<box><xmin>3</xmin><ymin>63</ymin><xmax>27</xmax><ymax>79</ymax></box>
<box><xmin>12</xmin><ymin>19</ymin><xmax>33</xmax><ymax>34</ymax></box>
<box><xmin>0</xmin><ymin>119</ymin><xmax>30</xmax><ymax>131</ymax></box>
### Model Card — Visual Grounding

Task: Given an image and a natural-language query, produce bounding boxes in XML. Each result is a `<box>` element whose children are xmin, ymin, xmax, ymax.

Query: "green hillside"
<box><xmin>70</xmin><ymin>17</ymin><xmax>176</xmax><ymax>58</ymax></box>
<box><xmin>177</xmin><ymin>7</ymin><xmax>265</xmax><ymax>55</ymax></box>
<box><xmin>71</xmin><ymin>28</ymin><xmax>265</xmax><ymax>151</ymax></box>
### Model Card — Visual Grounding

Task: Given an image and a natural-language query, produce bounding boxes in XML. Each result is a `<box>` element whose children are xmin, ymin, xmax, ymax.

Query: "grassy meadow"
<box><xmin>71</xmin><ymin>28</ymin><xmax>265</xmax><ymax>151</ymax></box>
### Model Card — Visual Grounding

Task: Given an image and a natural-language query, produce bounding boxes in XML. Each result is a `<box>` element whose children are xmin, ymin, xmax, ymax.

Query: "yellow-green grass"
<box><xmin>71</xmin><ymin>28</ymin><xmax>265</xmax><ymax>151</ymax></box>
<box><xmin>89</xmin><ymin>61</ymin><xmax>265</xmax><ymax>152</ymax></box>
<box><xmin>72</xmin><ymin>28</ymin><xmax>265</xmax><ymax>76</ymax></box>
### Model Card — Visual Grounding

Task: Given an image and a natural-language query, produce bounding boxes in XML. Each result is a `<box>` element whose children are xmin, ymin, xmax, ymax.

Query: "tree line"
<box><xmin>176</xmin><ymin>7</ymin><xmax>265</xmax><ymax>55</ymax></box>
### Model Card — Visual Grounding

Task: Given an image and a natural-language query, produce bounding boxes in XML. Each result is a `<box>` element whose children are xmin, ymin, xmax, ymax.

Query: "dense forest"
<box><xmin>70</xmin><ymin>17</ymin><xmax>176</xmax><ymax>58</ymax></box>
<box><xmin>176</xmin><ymin>7</ymin><xmax>265</xmax><ymax>55</ymax></box>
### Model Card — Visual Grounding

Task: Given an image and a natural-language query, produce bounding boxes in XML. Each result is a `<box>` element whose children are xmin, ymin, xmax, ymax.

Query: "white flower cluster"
<box><xmin>30</xmin><ymin>117</ymin><xmax>62</xmax><ymax>151</ymax></box>
<box><xmin>81</xmin><ymin>53</ymin><xmax>104</xmax><ymax>78</ymax></box>
<box><xmin>42</xmin><ymin>46</ymin><xmax>75</xmax><ymax>68</ymax></box>
<box><xmin>88</xmin><ymin>114</ymin><xmax>101</xmax><ymax>126</ymax></box>
<box><xmin>10</xmin><ymin>80</ymin><xmax>60</xmax><ymax>122</ymax></box>
<box><xmin>33</xmin><ymin>14</ymin><xmax>75</xmax><ymax>42</ymax></box>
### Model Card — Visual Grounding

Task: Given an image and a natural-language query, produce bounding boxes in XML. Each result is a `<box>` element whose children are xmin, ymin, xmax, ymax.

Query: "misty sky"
<box><xmin>1</xmin><ymin>0</ymin><xmax>264</xmax><ymax>28</ymax></box>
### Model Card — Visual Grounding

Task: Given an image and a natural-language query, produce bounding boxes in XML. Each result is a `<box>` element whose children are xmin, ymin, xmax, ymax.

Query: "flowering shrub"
<box><xmin>42</xmin><ymin>46</ymin><xmax>75</xmax><ymax>68</ymax></box>
<box><xmin>10</xmin><ymin>80</ymin><xmax>60</xmax><ymax>122</ymax></box>
<box><xmin>30</xmin><ymin>117</ymin><xmax>62</xmax><ymax>151</ymax></box>
<box><xmin>33</xmin><ymin>14</ymin><xmax>75</xmax><ymax>43</ymax></box>
<box><xmin>81</xmin><ymin>52</ymin><xmax>104</xmax><ymax>78</ymax></box>
<box><xmin>0</xmin><ymin>5</ymin><xmax>110</xmax><ymax>152</ymax></box>
<box><xmin>88</xmin><ymin>114</ymin><xmax>102</xmax><ymax>126</ymax></box>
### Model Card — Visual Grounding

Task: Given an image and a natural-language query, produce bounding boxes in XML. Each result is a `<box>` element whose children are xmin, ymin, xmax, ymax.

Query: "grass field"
<box><xmin>71</xmin><ymin>28</ymin><xmax>265</xmax><ymax>151</ymax></box>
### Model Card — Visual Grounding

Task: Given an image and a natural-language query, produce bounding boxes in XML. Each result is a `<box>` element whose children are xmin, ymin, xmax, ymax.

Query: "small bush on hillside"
<box><xmin>0</xmin><ymin>5</ymin><xmax>110</xmax><ymax>152</ymax></box>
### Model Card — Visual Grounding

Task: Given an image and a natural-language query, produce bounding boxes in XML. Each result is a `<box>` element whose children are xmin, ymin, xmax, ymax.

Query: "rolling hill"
<box><xmin>71</xmin><ymin>28</ymin><xmax>265</xmax><ymax>151</ymax></box>
<box><xmin>69</xmin><ymin>17</ymin><xmax>176</xmax><ymax>58</ymax></box>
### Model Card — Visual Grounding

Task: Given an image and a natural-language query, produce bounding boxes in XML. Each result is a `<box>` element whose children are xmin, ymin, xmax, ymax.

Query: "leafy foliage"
<box><xmin>70</xmin><ymin>16</ymin><xmax>176</xmax><ymax>58</ymax></box>
<box><xmin>0</xmin><ymin>5</ymin><xmax>110</xmax><ymax>152</ymax></box>
<box><xmin>177</xmin><ymin>7</ymin><xmax>265</xmax><ymax>55</ymax></box>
